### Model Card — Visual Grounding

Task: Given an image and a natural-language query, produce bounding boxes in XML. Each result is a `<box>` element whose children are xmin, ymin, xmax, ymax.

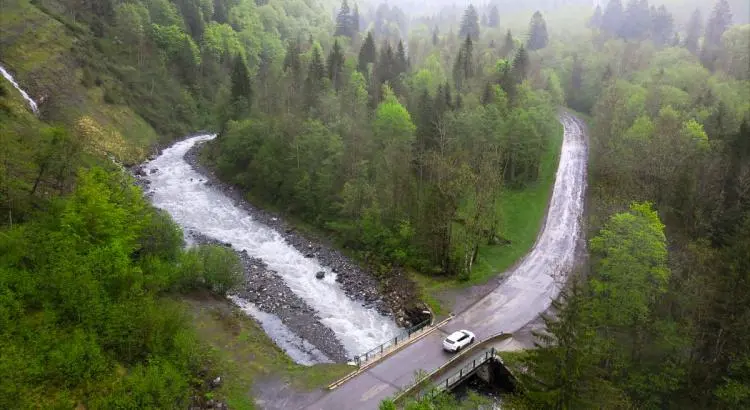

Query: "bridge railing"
<box><xmin>352</xmin><ymin>318</ymin><xmax>431</xmax><ymax>367</ymax></box>
<box><xmin>413</xmin><ymin>347</ymin><xmax>497</xmax><ymax>401</ymax></box>
<box><xmin>392</xmin><ymin>332</ymin><xmax>513</xmax><ymax>403</ymax></box>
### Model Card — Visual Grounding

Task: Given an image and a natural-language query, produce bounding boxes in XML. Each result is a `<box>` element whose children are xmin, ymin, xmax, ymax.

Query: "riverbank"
<box><xmin>183</xmin><ymin>141</ymin><xmax>431</xmax><ymax>330</ymax></box>
<box><xmin>187</xmin><ymin>231</ymin><xmax>350</xmax><ymax>363</ymax></box>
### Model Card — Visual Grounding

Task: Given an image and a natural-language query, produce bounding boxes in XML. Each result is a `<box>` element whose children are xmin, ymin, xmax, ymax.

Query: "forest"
<box><xmin>0</xmin><ymin>0</ymin><xmax>748</xmax><ymax>408</ymax></box>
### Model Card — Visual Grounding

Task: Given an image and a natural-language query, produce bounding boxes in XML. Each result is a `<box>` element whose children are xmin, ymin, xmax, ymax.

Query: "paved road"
<box><xmin>306</xmin><ymin>113</ymin><xmax>588</xmax><ymax>410</ymax></box>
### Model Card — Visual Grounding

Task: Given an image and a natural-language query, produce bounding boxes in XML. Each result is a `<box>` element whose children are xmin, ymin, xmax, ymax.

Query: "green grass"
<box><xmin>0</xmin><ymin>0</ymin><xmax>160</xmax><ymax>163</ymax></box>
<box><xmin>181</xmin><ymin>293</ymin><xmax>353</xmax><ymax>409</ymax></box>
<box><xmin>412</xmin><ymin>121</ymin><xmax>565</xmax><ymax>310</ymax></box>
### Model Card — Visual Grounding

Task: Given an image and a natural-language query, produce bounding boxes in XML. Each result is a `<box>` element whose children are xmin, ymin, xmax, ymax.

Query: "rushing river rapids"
<box><xmin>142</xmin><ymin>135</ymin><xmax>401</xmax><ymax>363</ymax></box>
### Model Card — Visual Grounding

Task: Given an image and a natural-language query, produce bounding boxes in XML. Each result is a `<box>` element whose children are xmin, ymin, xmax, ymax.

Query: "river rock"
<box><xmin>315</xmin><ymin>271</ymin><xmax>325</xmax><ymax>279</ymax></box>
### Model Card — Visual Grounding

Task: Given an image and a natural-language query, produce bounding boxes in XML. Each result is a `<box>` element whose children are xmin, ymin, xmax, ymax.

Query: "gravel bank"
<box><xmin>187</xmin><ymin>232</ymin><xmax>349</xmax><ymax>362</ymax></box>
<box><xmin>181</xmin><ymin>140</ymin><xmax>429</xmax><ymax>328</ymax></box>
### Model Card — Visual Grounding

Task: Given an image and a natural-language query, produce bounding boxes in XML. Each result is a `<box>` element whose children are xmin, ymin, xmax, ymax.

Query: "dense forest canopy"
<box><xmin>1</xmin><ymin>0</ymin><xmax>749</xmax><ymax>408</ymax></box>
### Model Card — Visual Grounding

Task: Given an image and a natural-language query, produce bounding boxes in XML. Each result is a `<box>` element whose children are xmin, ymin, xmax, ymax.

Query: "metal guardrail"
<box><xmin>352</xmin><ymin>318</ymin><xmax>431</xmax><ymax>367</ymax></box>
<box><xmin>392</xmin><ymin>332</ymin><xmax>512</xmax><ymax>403</ymax></box>
<box><xmin>413</xmin><ymin>347</ymin><xmax>497</xmax><ymax>401</ymax></box>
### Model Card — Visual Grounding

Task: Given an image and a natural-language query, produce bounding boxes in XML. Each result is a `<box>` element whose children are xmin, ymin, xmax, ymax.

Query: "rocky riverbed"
<box><xmin>131</xmin><ymin>136</ymin><xmax>430</xmax><ymax>363</ymax></box>
<box><xmin>181</xmin><ymin>141</ymin><xmax>430</xmax><ymax>327</ymax></box>
<box><xmin>187</xmin><ymin>231</ymin><xmax>349</xmax><ymax>362</ymax></box>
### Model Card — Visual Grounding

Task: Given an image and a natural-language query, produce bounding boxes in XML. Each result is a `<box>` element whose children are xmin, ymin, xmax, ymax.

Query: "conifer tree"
<box><xmin>511</xmin><ymin>45</ymin><xmax>529</xmax><ymax>84</ymax></box>
<box><xmin>396</xmin><ymin>40</ymin><xmax>408</xmax><ymax>75</ymax></box>
<box><xmin>351</xmin><ymin>3</ymin><xmax>360</xmax><ymax>36</ymax></box>
<box><xmin>527</xmin><ymin>11</ymin><xmax>549</xmax><ymax>51</ymax></box>
<box><xmin>704</xmin><ymin>0</ymin><xmax>733</xmax><ymax>48</ymax></box>
<box><xmin>327</xmin><ymin>40</ymin><xmax>345</xmax><ymax>92</ymax></box>
<box><xmin>335</xmin><ymin>0</ymin><xmax>352</xmax><ymax>38</ymax></box>
<box><xmin>700</xmin><ymin>0</ymin><xmax>733</xmax><ymax>69</ymax></box>
<box><xmin>304</xmin><ymin>45</ymin><xmax>326</xmax><ymax>111</ymax></box>
<box><xmin>651</xmin><ymin>5</ymin><xmax>674</xmax><ymax>47</ymax></box>
<box><xmin>619</xmin><ymin>0</ymin><xmax>651</xmax><ymax>40</ymax></box>
<box><xmin>589</xmin><ymin>4</ymin><xmax>603</xmax><ymax>28</ymax></box>
<box><xmin>376</xmin><ymin>41</ymin><xmax>395</xmax><ymax>86</ymax></box>
<box><xmin>500</xmin><ymin>30</ymin><xmax>515</xmax><ymax>58</ymax></box>
<box><xmin>602</xmin><ymin>0</ymin><xmax>624</xmax><ymax>36</ymax></box>
<box><xmin>230</xmin><ymin>54</ymin><xmax>252</xmax><ymax>119</ymax></box>
<box><xmin>453</xmin><ymin>36</ymin><xmax>474</xmax><ymax>92</ymax></box>
<box><xmin>459</xmin><ymin>4</ymin><xmax>480</xmax><ymax>40</ymax></box>
<box><xmin>684</xmin><ymin>9</ymin><xmax>702</xmax><ymax>55</ymax></box>
<box><xmin>358</xmin><ymin>31</ymin><xmax>377</xmax><ymax>74</ymax></box>
<box><xmin>488</xmin><ymin>5</ymin><xmax>500</xmax><ymax>28</ymax></box>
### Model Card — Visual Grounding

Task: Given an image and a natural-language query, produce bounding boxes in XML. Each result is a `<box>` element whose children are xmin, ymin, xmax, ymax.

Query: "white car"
<box><xmin>442</xmin><ymin>330</ymin><xmax>476</xmax><ymax>352</ymax></box>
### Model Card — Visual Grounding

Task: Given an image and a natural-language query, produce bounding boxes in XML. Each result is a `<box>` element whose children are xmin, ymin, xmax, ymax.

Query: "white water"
<box><xmin>0</xmin><ymin>64</ymin><xmax>39</xmax><ymax>113</ymax></box>
<box><xmin>143</xmin><ymin>135</ymin><xmax>401</xmax><ymax>358</ymax></box>
<box><xmin>229</xmin><ymin>295</ymin><xmax>333</xmax><ymax>365</ymax></box>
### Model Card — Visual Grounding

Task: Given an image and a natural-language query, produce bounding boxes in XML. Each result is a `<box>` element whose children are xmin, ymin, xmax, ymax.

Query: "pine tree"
<box><xmin>500</xmin><ymin>29</ymin><xmax>515</xmax><ymax>58</ymax></box>
<box><xmin>704</xmin><ymin>0</ymin><xmax>733</xmax><ymax>47</ymax></box>
<box><xmin>395</xmin><ymin>40</ymin><xmax>408</xmax><ymax>75</ymax></box>
<box><xmin>481</xmin><ymin>82</ymin><xmax>494</xmax><ymax>105</ymax></box>
<box><xmin>415</xmin><ymin>88</ymin><xmax>435</xmax><ymax>151</ymax></box>
<box><xmin>589</xmin><ymin>4</ymin><xmax>603</xmax><ymax>29</ymax></box>
<box><xmin>357</xmin><ymin>31</ymin><xmax>376</xmax><ymax>74</ymax></box>
<box><xmin>527</xmin><ymin>11</ymin><xmax>549</xmax><ymax>51</ymax></box>
<box><xmin>283</xmin><ymin>40</ymin><xmax>302</xmax><ymax>75</ymax></box>
<box><xmin>701</xmin><ymin>0</ymin><xmax>733</xmax><ymax>69</ymax></box>
<box><xmin>327</xmin><ymin>40</ymin><xmax>345</xmax><ymax>92</ymax></box>
<box><xmin>511</xmin><ymin>45</ymin><xmax>529</xmax><ymax>84</ymax></box>
<box><xmin>571</xmin><ymin>54</ymin><xmax>583</xmax><ymax>90</ymax></box>
<box><xmin>432</xmin><ymin>27</ymin><xmax>439</xmax><ymax>46</ymax></box>
<box><xmin>619</xmin><ymin>0</ymin><xmax>651</xmax><ymax>40</ymax></box>
<box><xmin>602</xmin><ymin>0</ymin><xmax>624</xmax><ymax>36</ymax></box>
<box><xmin>376</xmin><ymin>41</ymin><xmax>395</xmax><ymax>86</ymax></box>
<box><xmin>351</xmin><ymin>3</ymin><xmax>360</xmax><ymax>36</ymax></box>
<box><xmin>518</xmin><ymin>280</ymin><xmax>608</xmax><ymax>409</ymax></box>
<box><xmin>651</xmin><ymin>5</ymin><xmax>674</xmax><ymax>47</ymax></box>
<box><xmin>230</xmin><ymin>54</ymin><xmax>252</xmax><ymax>119</ymax></box>
<box><xmin>488</xmin><ymin>5</ymin><xmax>500</xmax><ymax>28</ymax></box>
<box><xmin>335</xmin><ymin>0</ymin><xmax>352</xmax><ymax>38</ymax></box>
<box><xmin>684</xmin><ymin>9</ymin><xmax>702</xmax><ymax>55</ymax></box>
<box><xmin>304</xmin><ymin>45</ymin><xmax>326</xmax><ymax>111</ymax></box>
<box><xmin>453</xmin><ymin>35</ymin><xmax>474</xmax><ymax>92</ymax></box>
<box><xmin>459</xmin><ymin>4</ymin><xmax>480</xmax><ymax>40</ymax></box>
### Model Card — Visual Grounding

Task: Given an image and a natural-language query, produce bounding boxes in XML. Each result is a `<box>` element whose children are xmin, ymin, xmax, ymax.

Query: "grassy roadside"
<box><xmin>412</xmin><ymin>121</ymin><xmax>565</xmax><ymax>314</ymax></box>
<box><xmin>181</xmin><ymin>292</ymin><xmax>353</xmax><ymax>409</ymax></box>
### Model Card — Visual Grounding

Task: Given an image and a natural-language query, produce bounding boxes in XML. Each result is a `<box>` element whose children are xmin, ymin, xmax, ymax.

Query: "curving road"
<box><xmin>306</xmin><ymin>113</ymin><xmax>588</xmax><ymax>410</ymax></box>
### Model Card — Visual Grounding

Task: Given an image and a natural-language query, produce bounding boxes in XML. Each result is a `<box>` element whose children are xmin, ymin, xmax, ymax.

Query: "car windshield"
<box><xmin>456</xmin><ymin>334</ymin><xmax>468</xmax><ymax>342</ymax></box>
<box><xmin>444</xmin><ymin>339</ymin><xmax>455</xmax><ymax>344</ymax></box>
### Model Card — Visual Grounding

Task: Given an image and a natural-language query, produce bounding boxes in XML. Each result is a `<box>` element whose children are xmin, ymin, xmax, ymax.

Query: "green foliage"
<box><xmin>522</xmin><ymin>10</ymin><xmax>750</xmax><ymax>408</ymax></box>
<box><xmin>179</xmin><ymin>245</ymin><xmax>244</xmax><ymax>295</ymax></box>
<box><xmin>0</xmin><ymin>168</ymin><xmax>214</xmax><ymax>407</ymax></box>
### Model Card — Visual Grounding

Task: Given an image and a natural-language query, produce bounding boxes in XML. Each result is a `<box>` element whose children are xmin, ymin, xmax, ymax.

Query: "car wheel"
<box><xmin>470</xmin><ymin>337</ymin><xmax>475</xmax><ymax>343</ymax></box>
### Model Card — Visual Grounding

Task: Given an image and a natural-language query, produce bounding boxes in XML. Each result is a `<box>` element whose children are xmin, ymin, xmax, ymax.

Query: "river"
<box><xmin>142</xmin><ymin>135</ymin><xmax>401</xmax><ymax>363</ymax></box>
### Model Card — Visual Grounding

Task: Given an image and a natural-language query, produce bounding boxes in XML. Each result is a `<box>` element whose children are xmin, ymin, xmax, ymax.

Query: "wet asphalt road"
<box><xmin>305</xmin><ymin>113</ymin><xmax>588</xmax><ymax>410</ymax></box>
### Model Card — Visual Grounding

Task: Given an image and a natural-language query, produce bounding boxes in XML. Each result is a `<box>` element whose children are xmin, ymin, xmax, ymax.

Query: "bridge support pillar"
<box><xmin>476</xmin><ymin>362</ymin><xmax>493</xmax><ymax>384</ymax></box>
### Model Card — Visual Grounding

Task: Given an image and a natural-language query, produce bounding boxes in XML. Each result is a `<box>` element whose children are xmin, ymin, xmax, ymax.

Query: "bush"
<box><xmin>177</xmin><ymin>245</ymin><xmax>243</xmax><ymax>295</ymax></box>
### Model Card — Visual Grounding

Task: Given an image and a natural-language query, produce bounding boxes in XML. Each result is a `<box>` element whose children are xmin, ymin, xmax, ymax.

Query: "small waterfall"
<box><xmin>0</xmin><ymin>64</ymin><xmax>39</xmax><ymax>114</ymax></box>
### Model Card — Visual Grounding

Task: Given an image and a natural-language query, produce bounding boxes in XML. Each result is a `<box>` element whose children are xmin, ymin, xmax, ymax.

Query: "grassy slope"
<box><xmin>0</xmin><ymin>0</ymin><xmax>159</xmax><ymax>163</ymax></box>
<box><xmin>413</xmin><ymin>121</ymin><xmax>565</xmax><ymax>314</ymax></box>
<box><xmin>182</xmin><ymin>293</ymin><xmax>352</xmax><ymax>409</ymax></box>
<box><xmin>2</xmin><ymin>1</ymin><xmax>349</xmax><ymax>405</ymax></box>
